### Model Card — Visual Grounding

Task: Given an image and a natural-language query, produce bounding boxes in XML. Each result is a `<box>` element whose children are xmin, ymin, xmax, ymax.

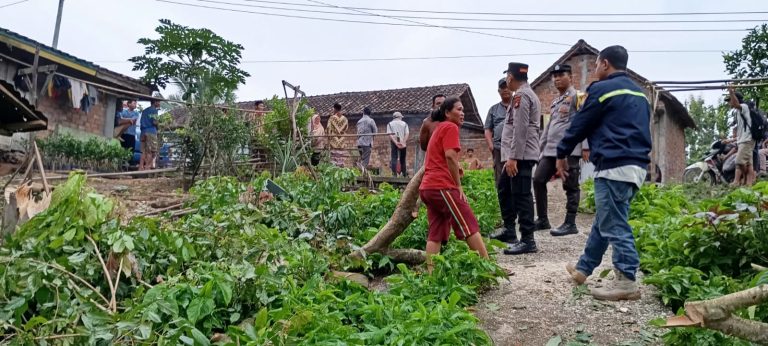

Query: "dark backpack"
<box><xmin>740</xmin><ymin>104</ymin><xmax>766</xmax><ymax>142</ymax></box>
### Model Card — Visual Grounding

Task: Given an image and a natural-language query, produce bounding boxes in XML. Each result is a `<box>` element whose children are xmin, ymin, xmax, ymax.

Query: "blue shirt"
<box><xmin>140</xmin><ymin>106</ymin><xmax>158</xmax><ymax>134</ymax></box>
<box><xmin>117</xmin><ymin>109</ymin><xmax>140</xmax><ymax>135</ymax></box>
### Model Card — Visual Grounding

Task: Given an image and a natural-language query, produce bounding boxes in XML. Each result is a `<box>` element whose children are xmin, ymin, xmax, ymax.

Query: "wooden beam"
<box><xmin>2</xmin><ymin>120</ymin><xmax>47</xmax><ymax>131</ymax></box>
<box><xmin>24</xmin><ymin>167</ymin><xmax>178</xmax><ymax>181</ymax></box>
<box><xmin>16</xmin><ymin>64</ymin><xmax>58</xmax><ymax>76</ymax></box>
<box><xmin>30</xmin><ymin>46</ymin><xmax>40</xmax><ymax>105</ymax></box>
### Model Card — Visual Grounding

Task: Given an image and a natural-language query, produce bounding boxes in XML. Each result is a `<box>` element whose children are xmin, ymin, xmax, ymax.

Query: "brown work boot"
<box><xmin>566</xmin><ymin>263</ymin><xmax>587</xmax><ymax>285</ymax></box>
<box><xmin>590</xmin><ymin>269</ymin><xmax>641</xmax><ymax>301</ymax></box>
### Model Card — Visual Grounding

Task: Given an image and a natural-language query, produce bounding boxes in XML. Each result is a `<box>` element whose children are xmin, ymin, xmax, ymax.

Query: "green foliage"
<box><xmin>589</xmin><ymin>180</ymin><xmax>768</xmax><ymax>345</ymax></box>
<box><xmin>257</xmin><ymin>96</ymin><xmax>314</xmax><ymax>173</ymax></box>
<box><xmin>578</xmin><ymin>178</ymin><xmax>596</xmax><ymax>214</ymax></box>
<box><xmin>130</xmin><ymin>19</ymin><xmax>249</xmax><ymax>102</ymax></box>
<box><xmin>576</xmin><ymin>180</ymin><xmax>768</xmax><ymax>344</ymax></box>
<box><xmin>1</xmin><ymin>167</ymin><xmax>505</xmax><ymax>344</ymax></box>
<box><xmin>684</xmin><ymin>96</ymin><xmax>730</xmax><ymax>164</ymax></box>
<box><xmin>175</xmin><ymin>104</ymin><xmax>252</xmax><ymax>185</ymax></box>
<box><xmin>36</xmin><ymin>132</ymin><xmax>132</xmax><ymax>171</ymax></box>
<box><xmin>723</xmin><ymin>24</ymin><xmax>768</xmax><ymax>106</ymax></box>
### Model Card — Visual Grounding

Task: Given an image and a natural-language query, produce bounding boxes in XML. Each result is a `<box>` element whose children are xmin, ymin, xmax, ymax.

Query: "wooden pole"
<box><xmin>33</xmin><ymin>142</ymin><xmax>50</xmax><ymax>194</ymax></box>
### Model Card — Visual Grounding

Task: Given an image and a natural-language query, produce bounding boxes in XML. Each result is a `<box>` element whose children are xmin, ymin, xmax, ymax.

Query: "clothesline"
<box><xmin>0</xmin><ymin>52</ymin><xmax>267</xmax><ymax>115</ymax></box>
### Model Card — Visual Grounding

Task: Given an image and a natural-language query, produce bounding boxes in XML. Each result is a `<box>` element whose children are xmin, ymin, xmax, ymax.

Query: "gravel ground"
<box><xmin>476</xmin><ymin>181</ymin><xmax>672</xmax><ymax>346</ymax></box>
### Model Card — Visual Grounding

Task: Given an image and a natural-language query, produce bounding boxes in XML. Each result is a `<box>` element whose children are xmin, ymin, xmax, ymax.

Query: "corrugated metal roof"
<box><xmin>0</xmin><ymin>26</ymin><xmax>150</xmax><ymax>94</ymax></box>
<box><xmin>0</xmin><ymin>79</ymin><xmax>47</xmax><ymax>134</ymax></box>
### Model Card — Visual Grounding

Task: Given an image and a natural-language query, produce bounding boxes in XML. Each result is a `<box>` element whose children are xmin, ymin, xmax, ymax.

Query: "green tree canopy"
<box><xmin>723</xmin><ymin>24</ymin><xmax>768</xmax><ymax>107</ymax></box>
<box><xmin>129</xmin><ymin>19</ymin><xmax>250</xmax><ymax>102</ymax></box>
<box><xmin>685</xmin><ymin>95</ymin><xmax>729</xmax><ymax>164</ymax></box>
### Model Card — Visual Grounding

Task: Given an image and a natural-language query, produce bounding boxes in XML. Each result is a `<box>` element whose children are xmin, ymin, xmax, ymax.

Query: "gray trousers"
<box><xmin>358</xmin><ymin>145</ymin><xmax>372</xmax><ymax>168</ymax></box>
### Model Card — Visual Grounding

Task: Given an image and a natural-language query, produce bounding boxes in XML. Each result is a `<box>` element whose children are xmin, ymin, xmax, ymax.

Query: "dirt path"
<box><xmin>476</xmin><ymin>182</ymin><xmax>671</xmax><ymax>346</ymax></box>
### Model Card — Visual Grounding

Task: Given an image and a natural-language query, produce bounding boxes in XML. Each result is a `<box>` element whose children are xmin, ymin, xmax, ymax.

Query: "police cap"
<box><xmin>550</xmin><ymin>64</ymin><xmax>572</xmax><ymax>74</ymax></box>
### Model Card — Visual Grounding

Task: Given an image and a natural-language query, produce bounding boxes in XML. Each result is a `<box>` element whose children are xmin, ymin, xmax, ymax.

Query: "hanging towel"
<box><xmin>69</xmin><ymin>79</ymin><xmax>87</xmax><ymax>109</ymax></box>
<box><xmin>87</xmin><ymin>85</ymin><xmax>98</xmax><ymax>105</ymax></box>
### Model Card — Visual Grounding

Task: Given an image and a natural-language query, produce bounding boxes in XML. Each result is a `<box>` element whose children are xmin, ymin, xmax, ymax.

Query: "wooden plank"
<box><xmin>1</xmin><ymin>120</ymin><xmax>47</xmax><ymax>131</ymax></box>
<box><xmin>16</xmin><ymin>64</ymin><xmax>58</xmax><ymax>75</ymax></box>
<box><xmin>19</xmin><ymin>167</ymin><xmax>178</xmax><ymax>182</ymax></box>
<box><xmin>33</xmin><ymin>142</ymin><xmax>49</xmax><ymax>194</ymax></box>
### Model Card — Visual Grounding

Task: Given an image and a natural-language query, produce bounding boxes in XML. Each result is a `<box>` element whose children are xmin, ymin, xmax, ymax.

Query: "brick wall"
<box><xmin>326</xmin><ymin>113</ymin><xmax>491</xmax><ymax>174</ymax></box>
<box><xmin>35</xmin><ymin>90</ymin><xmax>108</xmax><ymax>137</ymax></box>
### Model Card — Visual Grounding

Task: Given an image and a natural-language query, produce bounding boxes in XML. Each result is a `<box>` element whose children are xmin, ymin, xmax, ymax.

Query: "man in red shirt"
<box><xmin>420</xmin><ymin>96</ymin><xmax>489</xmax><ymax>270</ymax></box>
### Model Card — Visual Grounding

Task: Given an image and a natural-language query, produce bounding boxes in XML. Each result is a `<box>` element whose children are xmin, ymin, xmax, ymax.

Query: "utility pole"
<box><xmin>51</xmin><ymin>0</ymin><xmax>64</xmax><ymax>48</ymax></box>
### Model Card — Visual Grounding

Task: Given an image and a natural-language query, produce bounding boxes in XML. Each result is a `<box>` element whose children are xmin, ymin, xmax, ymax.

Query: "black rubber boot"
<box><xmin>490</xmin><ymin>228</ymin><xmax>519</xmax><ymax>244</ymax></box>
<box><xmin>550</xmin><ymin>223</ymin><xmax>578</xmax><ymax>236</ymax></box>
<box><xmin>534</xmin><ymin>218</ymin><xmax>551</xmax><ymax>231</ymax></box>
<box><xmin>503</xmin><ymin>240</ymin><xmax>538</xmax><ymax>255</ymax></box>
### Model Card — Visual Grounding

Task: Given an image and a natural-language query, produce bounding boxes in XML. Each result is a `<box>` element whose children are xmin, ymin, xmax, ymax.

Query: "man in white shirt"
<box><xmin>387</xmin><ymin>112</ymin><xmax>410</xmax><ymax>177</ymax></box>
<box><xmin>728</xmin><ymin>89</ymin><xmax>755</xmax><ymax>186</ymax></box>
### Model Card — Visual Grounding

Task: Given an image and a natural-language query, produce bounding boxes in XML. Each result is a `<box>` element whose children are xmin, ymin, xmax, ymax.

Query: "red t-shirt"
<box><xmin>420</xmin><ymin>122</ymin><xmax>461</xmax><ymax>190</ymax></box>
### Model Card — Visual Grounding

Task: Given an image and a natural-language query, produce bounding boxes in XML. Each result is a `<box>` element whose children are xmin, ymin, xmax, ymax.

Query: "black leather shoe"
<box><xmin>490</xmin><ymin>228</ymin><xmax>519</xmax><ymax>244</ymax></box>
<box><xmin>550</xmin><ymin>223</ymin><xmax>578</xmax><ymax>236</ymax></box>
<box><xmin>535</xmin><ymin>218</ymin><xmax>551</xmax><ymax>230</ymax></box>
<box><xmin>503</xmin><ymin>241</ymin><xmax>538</xmax><ymax>255</ymax></box>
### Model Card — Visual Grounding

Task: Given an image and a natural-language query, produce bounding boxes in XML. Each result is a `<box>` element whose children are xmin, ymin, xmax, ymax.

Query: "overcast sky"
<box><xmin>1</xmin><ymin>0</ymin><xmax>764</xmax><ymax>117</ymax></box>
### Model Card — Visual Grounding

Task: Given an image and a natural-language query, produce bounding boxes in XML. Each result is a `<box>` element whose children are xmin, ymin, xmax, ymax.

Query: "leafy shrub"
<box><xmin>607</xmin><ymin>181</ymin><xmax>768</xmax><ymax>345</ymax></box>
<box><xmin>0</xmin><ymin>167</ymin><xmax>506</xmax><ymax>344</ymax></box>
<box><xmin>37</xmin><ymin>132</ymin><xmax>132</xmax><ymax>171</ymax></box>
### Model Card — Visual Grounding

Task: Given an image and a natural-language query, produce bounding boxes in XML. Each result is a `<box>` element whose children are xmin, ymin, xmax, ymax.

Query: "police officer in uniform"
<box><xmin>486</xmin><ymin>78</ymin><xmax>519</xmax><ymax>244</ymax></box>
<box><xmin>534</xmin><ymin>64</ymin><xmax>589</xmax><ymax>236</ymax></box>
<box><xmin>499</xmin><ymin>62</ymin><xmax>541</xmax><ymax>255</ymax></box>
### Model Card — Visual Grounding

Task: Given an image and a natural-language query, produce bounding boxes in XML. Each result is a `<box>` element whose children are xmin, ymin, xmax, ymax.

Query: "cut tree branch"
<box><xmin>349</xmin><ymin>167</ymin><xmax>425</xmax><ymax>264</ymax></box>
<box><xmin>664</xmin><ymin>284</ymin><xmax>768</xmax><ymax>344</ymax></box>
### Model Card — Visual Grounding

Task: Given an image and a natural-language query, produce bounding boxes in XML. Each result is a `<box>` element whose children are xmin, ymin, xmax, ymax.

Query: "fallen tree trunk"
<box><xmin>349</xmin><ymin>167</ymin><xmax>426</xmax><ymax>264</ymax></box>
<box><xmin>664</xmin><ymin>284</ymin><xmax>768</xmax><ymax>345</ymax></box>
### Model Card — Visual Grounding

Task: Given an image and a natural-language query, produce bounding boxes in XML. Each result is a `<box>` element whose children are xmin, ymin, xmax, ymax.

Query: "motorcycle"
<box><xmin>683</xmin><ymin>140</ymin><xmax>736</xmax><ymax>185</ymax></box>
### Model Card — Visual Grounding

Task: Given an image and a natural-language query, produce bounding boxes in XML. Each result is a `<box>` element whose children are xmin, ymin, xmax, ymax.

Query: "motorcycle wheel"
<box><xmin>683</xmin><ymin>167</ymin><xmax>716</xmax><ymax>185</ymax></box>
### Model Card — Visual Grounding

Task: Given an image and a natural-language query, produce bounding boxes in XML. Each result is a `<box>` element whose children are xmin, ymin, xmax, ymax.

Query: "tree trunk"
<box><xmin>665</xmin><ymin>284</ymin><xmax>768</xmax><ymax>345</ymax></box>
<box><xmin>349</xmin><ymin>167</ymin><xmax>426</xmax><ymax>263</ymax></box>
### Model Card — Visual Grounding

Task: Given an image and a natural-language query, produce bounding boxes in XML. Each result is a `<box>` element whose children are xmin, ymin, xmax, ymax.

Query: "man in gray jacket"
<box><xmin>534</xmin><ymin>64</ymin><xmax>590</xmax><ymax>236</ymax></box>
<box><xmin>500</xmin><ymin>62</ymin><xmax>542</xmax><ymax>255</ymax></box>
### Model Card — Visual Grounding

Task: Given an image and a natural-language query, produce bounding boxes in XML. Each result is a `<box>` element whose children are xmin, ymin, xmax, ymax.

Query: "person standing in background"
<box><xmin>486</xmin><ymin>78</ymin><xmax>518</xmax><ymax>244</ymax></box>
<box><xmin>116</xmin><ymin>100</ymin><xmax>140</xmax><ymax>152</ymax></box>
<box><xmin>357</xmin><ymin>106</ymin><xmax>378</xmax><ymax>171</ymax></box>
<box><xmin>415</xmin><ymin>94</ymin><xmax>446</xmax><ymax>171</ymax></box>
<box><xmin>139</xmin><ymin>100</ymin><xmax>161</xmax><ymax>171</ymax></box>
<box><xmin>387</xmin><ymin>112</ymin><xmax>410</xmax><ymax>176</ymax></box>
<box><xmin>328</xmin><ymin>103</ymin><xmax>349</xmax><ymax>167</ymax></box>
<box><xmin>310</xmin><ymin>114</ymin><xmax>325</xmax><ymax>166</ymax></box>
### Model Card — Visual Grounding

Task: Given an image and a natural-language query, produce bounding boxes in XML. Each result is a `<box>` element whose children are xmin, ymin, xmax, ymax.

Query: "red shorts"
<box><xmin>419</xmin><ymin>189</ymin><xmax>480</xmax><ymax>243</ymax></box>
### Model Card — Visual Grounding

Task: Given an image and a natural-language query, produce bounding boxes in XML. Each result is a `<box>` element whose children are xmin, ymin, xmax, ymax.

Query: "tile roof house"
<box><xmin>530</xmin><ymin>39</ymin><xmax>696</xmax><ymax>183</ymax></box>
<box><xmin>242</xmin><ymin>83</ymin><xmax>491</xmax><ymax>172</ymax></box>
